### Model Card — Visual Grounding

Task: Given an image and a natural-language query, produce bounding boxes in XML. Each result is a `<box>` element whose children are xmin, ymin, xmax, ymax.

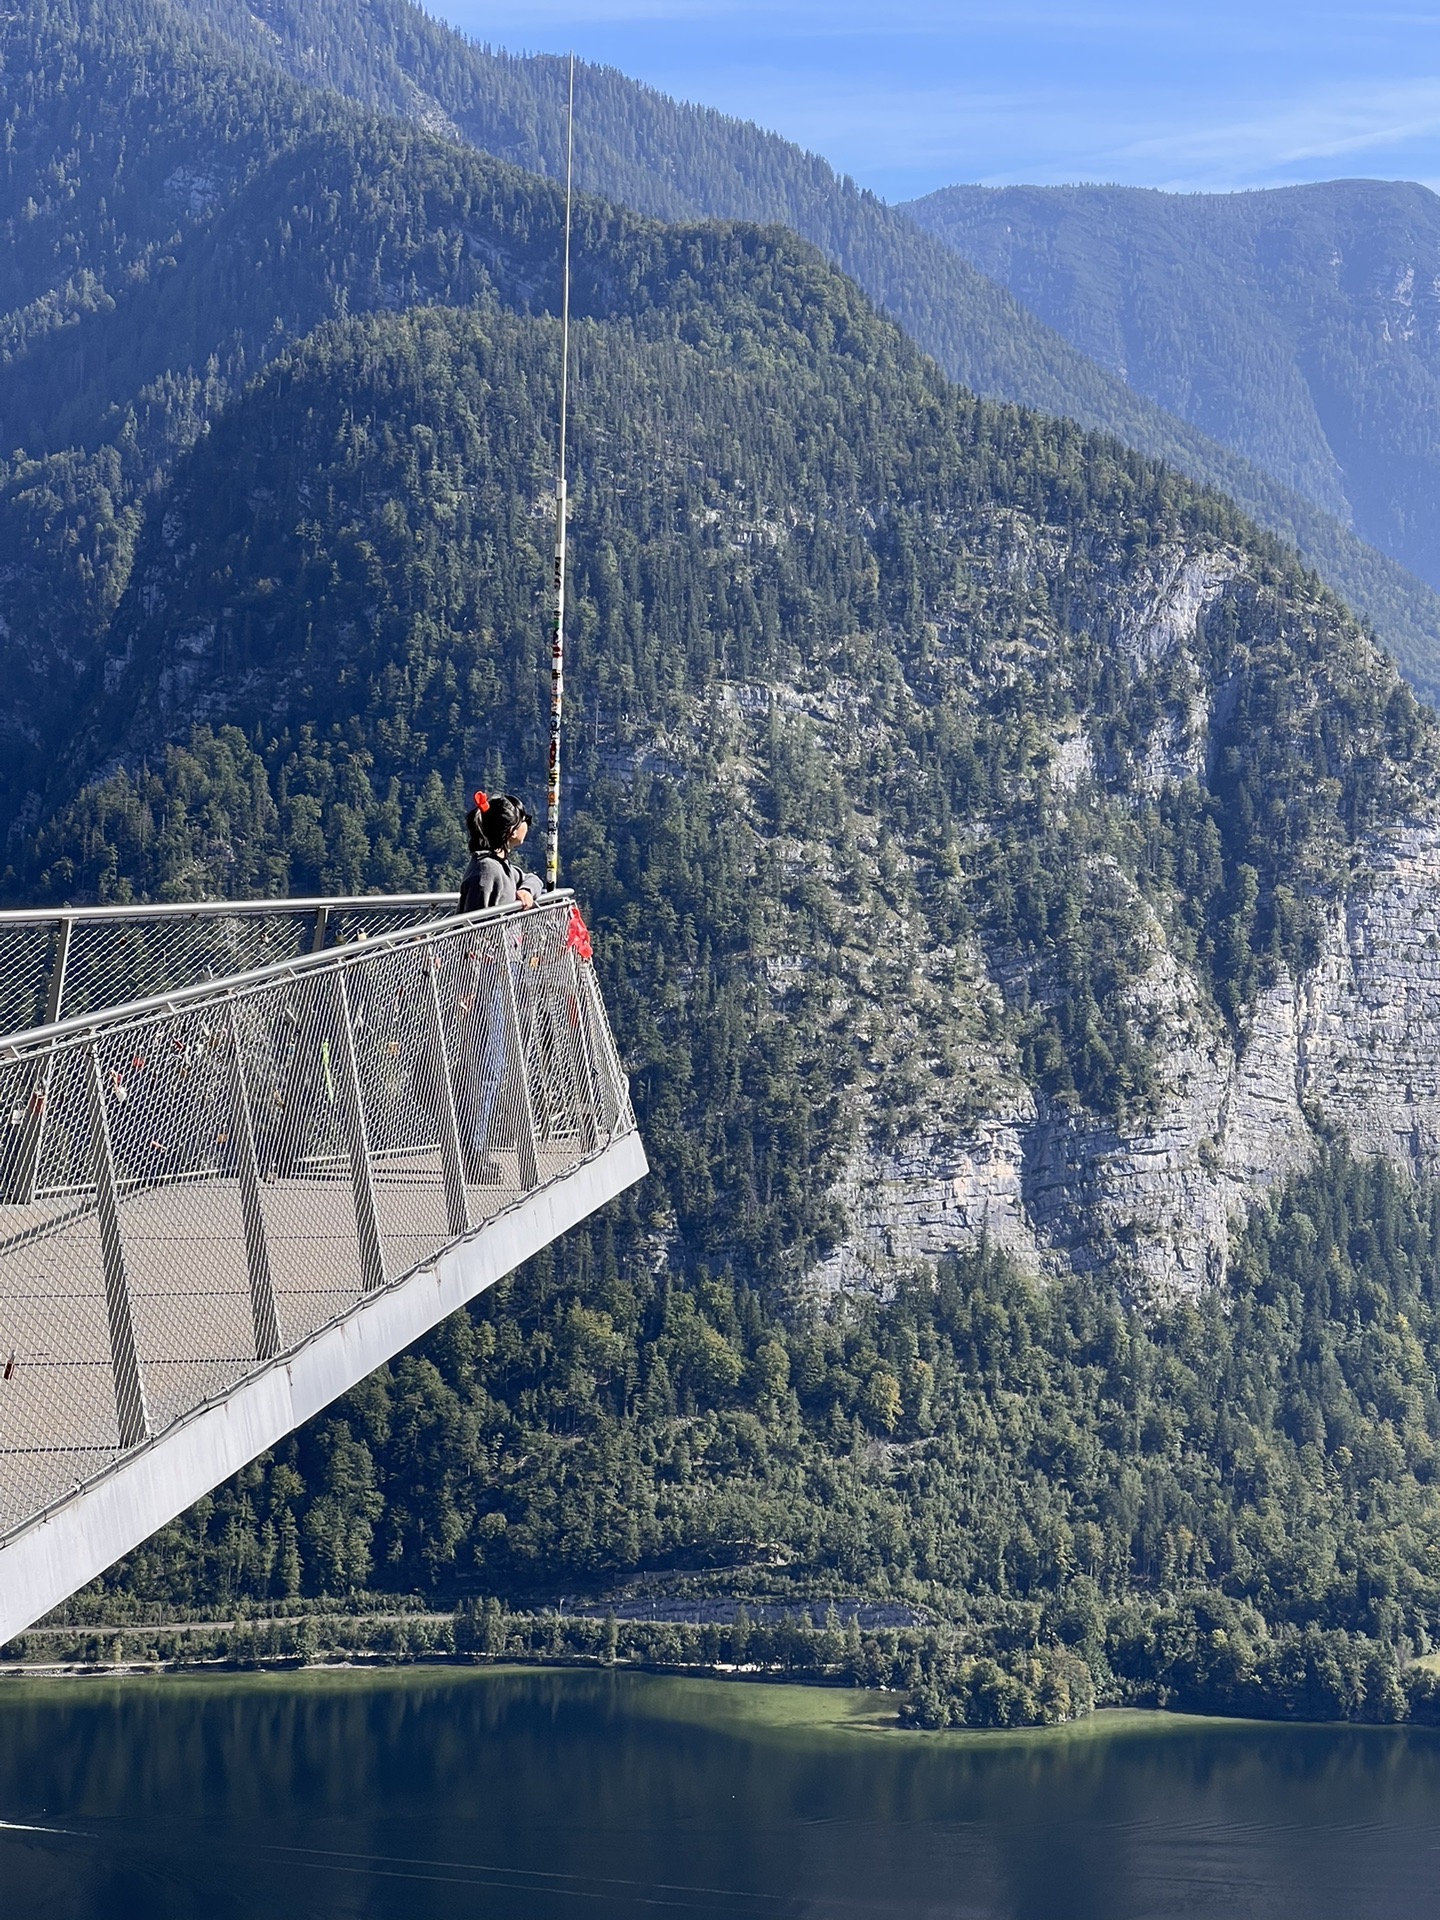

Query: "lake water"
<box><xmin>4</xmin><ymin>1665</ymin><xmax>1440</xmax><ymax>1918</ymax></box>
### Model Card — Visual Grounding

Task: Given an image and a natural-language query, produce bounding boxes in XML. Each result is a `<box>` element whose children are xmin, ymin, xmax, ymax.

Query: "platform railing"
<box><xmin>0</xmin><ymin>892</ymin><xmax>454</xmax><ymax>1044</ymax></box>
<box><xmin>0</xmin><ymin>892</ymin><xmax>635</xmax><ymax>1542</ymax></box>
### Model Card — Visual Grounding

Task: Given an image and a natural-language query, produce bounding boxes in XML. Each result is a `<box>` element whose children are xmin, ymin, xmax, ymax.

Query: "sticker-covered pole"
<box><xmin>546</xmin><ymin>52</ymin><xmax>575</xmax><ymax>894</ymax></box>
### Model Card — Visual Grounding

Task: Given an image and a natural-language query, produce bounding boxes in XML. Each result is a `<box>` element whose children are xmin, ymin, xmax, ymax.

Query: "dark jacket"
<box><xmin>457</xmin><ymin>849</ymin><xmax>541</xmax><ymax>914</ymax></box>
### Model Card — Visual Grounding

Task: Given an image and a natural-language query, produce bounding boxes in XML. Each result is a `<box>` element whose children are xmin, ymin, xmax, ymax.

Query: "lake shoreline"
<box><xmin>0</xmin><ymin>1649</ymin><xmax>1429</xmax><ymax>1748</ymax></box>
<box><xmin>11</xmin><ymin>1598</ymin><xmax>1440</xmax><ymax>1735</ymax></box>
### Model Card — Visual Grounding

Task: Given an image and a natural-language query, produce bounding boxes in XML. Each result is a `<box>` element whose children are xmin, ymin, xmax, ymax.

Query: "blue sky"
<box><xmin>425</xmin><ymin>2</ymin><xmax>1440</xmax><ymax>202</ymax></box>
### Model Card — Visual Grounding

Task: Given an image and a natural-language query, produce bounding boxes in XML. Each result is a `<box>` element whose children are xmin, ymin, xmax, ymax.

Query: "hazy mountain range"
<box><xmin>906</xmin><ymin>180</ymin><xmax>1440</xmax><ymax>601</ymax></box>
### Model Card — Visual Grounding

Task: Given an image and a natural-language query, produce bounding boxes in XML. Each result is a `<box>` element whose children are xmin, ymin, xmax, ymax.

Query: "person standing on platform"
<box><xmin>458</xmin><ymin>791</ymin><xmax>541</xmax><ymax>913</ymax></box>
<box><xmin>455</xmin><ymin>791</ymin><xmax>541</xmax><ymax>1181</ymax></box>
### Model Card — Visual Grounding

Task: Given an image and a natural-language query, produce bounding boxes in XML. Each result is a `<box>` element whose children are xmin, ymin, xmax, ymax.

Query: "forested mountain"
<box><xmin>5</xmin><ymin>0</ymin><xmax>1440</xmax><ymax>696</ymax></box>
<box><xmin>95</xmin><ymin>1151</ymin><xmax>1440</xmax><ymax>1728</ymax></box>
<box><xmin>29</xmin><ymin>198</ymin><xmax>1438</xmax><ymax>1296</ymax></box>
<box><xmin>11</xmin><ymin>0</ymin><xmax>1440</xmax><ymax>1729</ymax></box>
<box><xmin>25</xmin><ymin>163</ymin><xmax>1440</xmax><ymax>1724</ymax></box>
<box><xmin>905</xmin><ymin>181</ymin><xmax>1440</xmax><ymax>602</ymax></box>
<box><xmin>17</xmin><ymin>224</ymin><xmax>1440</xmax><ymax>1718</ymax></box>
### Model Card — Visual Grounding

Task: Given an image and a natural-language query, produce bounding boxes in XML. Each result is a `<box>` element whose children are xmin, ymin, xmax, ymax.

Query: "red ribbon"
<box><xmin>565</xmin><ymin>906</ymin><xmax>593</xmax><ymax>962</ymax></box>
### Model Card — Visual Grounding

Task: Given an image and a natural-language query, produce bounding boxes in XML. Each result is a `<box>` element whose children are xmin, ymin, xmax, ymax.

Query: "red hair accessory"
<box><xmin>473</xmin><ymin>790</ymin><xmax>490</xmax><ymax>813</ymax></box>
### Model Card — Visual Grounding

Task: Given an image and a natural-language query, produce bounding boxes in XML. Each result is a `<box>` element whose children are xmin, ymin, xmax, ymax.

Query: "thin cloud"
<box><xmin>1120</xmin><ymin>79</ymin><xmax>1440</xmax><ymax>171</ymax></box>
<box><xmin>440</xmin><ymin>0</ymin><xmax>1322</xmax><ymax>44</ymax></box>
<box><xmin>698</xmin><ymin>71</ymin><xmax>1440</xmax><ymax>193</ymax></box>
<box><xmin>426</xmin><ymin>0</ymin><xmax>1440</xmax><ymax>195</ymax></box>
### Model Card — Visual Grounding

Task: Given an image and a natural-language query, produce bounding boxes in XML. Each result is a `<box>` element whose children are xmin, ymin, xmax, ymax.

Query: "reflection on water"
<box><xmin>3</xmin><ymin>1666</ymin><xmax>1440</xmax><ymax>1918</ymax></box>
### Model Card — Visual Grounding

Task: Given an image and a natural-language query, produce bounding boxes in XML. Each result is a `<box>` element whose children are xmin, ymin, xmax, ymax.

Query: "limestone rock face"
<box><xmin>814</xmin><ymin>552</ymin><xmax>1440</xmax><ymax>1305</ymax></box>
<box><xmin>1300</xmin><ymin>825</ymin><xmax>1440</xmax><ymax>1170</ymax></box>
<box><xmin>832</xmin><ymin>840</ymin><xmax>1440</xmax><ymax>1302</ymax></box>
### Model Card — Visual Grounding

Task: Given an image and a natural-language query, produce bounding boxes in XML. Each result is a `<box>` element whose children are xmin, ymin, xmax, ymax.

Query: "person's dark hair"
<box><xmin>467</xmin><ymin>790</ymin><xmax>532</xmax><ymax>854</ymax></box>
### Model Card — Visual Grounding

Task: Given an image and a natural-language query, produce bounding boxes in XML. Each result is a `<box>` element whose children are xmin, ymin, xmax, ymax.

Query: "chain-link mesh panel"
<box><xmin>0</xmin><ymin>920</ymin><xmax>63</xmax><ymax>1038</ymax></box>
<box><xmin>93</xmin><ymin>1014</ymin><xmax>253</xmax><ymax>1438</ymax></box>
<box><xmin>0</xmin><ymin>896</ymin><xmax>451</xmax><ymax>1044</ymax></box>
<box><xmin>249</xmin><ymin>972</ymin><xmax>373</xmax><ymax>1346</ymax></box>
<box><xmin>326</xmin><ymin>904</ymin><xmax>453</xmax><ymax>949</ymax></box>
<box><xmin>348</xmin><ymin>945</ymin><xmax>454</xmax><ymax>1280</ymax></box>
<box><xmin>63</xmin><ymin>913</ymin><xmax>315</xmax><ymax>1033</ymax></box>
<box><xmin>577</xmin><ymin>962</ymin><xmax>635</xmax><ymax>1140</ymax></box>
<box><xmin>0</xmin><ymin>896</ymin><xmax>638</xmax><ymax>1542</ymax></box>
<box><xmin>443</xmin><ymin>918</ymin><xmax>530</xmax><ymax>1211</ymax></box>
<box><xmin>31</xmin><ymin>1047</ymin><xmax>95</xmax><ymax>1202</ymax></box>
<box><xmin>0</xmin><ymin>1055</ymin><xmax>124</xmax><ymax>1526</ymax></box>
<box><xmin>524</xmin><ymin>909</ymin><xmax>600</xmax><ymax>1163</ymax></box>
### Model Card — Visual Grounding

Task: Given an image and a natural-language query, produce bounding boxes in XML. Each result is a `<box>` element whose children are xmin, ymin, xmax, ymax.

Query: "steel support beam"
<box><xmin>424</xmin><ymin>962</ymin><xmax>470</xmax><ymax>1238</ymax></box>
<box><xmin>40</xmin><ymin>914</ymin><xmax>74</xmax><ymax>1028</ymax></box>
<box><xmin>499</xmin><ymin>956</ymin><xmax>540</xmax><ymax>1190</ymax></box>
<box><xmin>332</xmin><ymin>973</ymin><xmax>387</xmax><ymax>1293</ymax></box>
<box><xmin>227</xmin><ymin>1006</ymin><xmax>282</xmax><ymax>1361</ymax></box>
<box><xmin>85</xmin><ymin>1044</ymin><xmax>149</xmax><ymax>1450</ymax></box>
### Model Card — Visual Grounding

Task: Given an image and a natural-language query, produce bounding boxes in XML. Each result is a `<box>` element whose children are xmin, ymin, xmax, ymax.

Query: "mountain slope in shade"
<box><xmin>903</xmin><ymin>180</ymin><xmax>1440</xmax><ymax>600</ymax></box>
<box><xmin>28</xmin><ymin>235</ymin><xmax>1440</xmax><ymax>1307</ymax></box>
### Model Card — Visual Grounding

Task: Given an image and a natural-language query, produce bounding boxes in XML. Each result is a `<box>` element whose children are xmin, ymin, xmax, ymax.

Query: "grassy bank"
<box><xmin>0</xmin><ymin>1653</ymin><xmax>1273</xmax><ymax>1754</ymax></box>
<box><xmin>1</xmin><ymin>1598</ymin><xmax>1092</xmax><ymax>1729</ymax></box>
<box><xmin>13</xmin><ymin>1597</ymin><xmax>1440</xmax><ymax>1733</ymax></box>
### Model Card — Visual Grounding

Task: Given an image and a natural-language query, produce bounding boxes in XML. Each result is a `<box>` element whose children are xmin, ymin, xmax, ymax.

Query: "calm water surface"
<box><xmin>3</xmin><ymin>1665</ymin><xmax>1440</xmax><ymax>1918</ymax></box>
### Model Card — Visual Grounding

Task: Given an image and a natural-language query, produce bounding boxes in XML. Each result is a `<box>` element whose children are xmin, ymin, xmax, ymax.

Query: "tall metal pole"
<box><xmin>545</xmin><ymin>52</ymin><xmax>575</xmax><ymax>895</ymax></box>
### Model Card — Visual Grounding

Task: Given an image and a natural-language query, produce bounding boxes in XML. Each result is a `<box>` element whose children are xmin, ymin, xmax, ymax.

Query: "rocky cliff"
<box><xmin>784</xmin><ymin>549</ymin><xmax>1440</xmax><ymax>1304</ymax></box>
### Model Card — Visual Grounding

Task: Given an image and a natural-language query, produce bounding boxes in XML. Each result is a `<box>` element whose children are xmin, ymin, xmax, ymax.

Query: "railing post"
<box><xmin>41</xmin><ymin>914</ymin><xmax>74</xmax><ymax>1027</ymax></box>
<box><xmin>309</xmin><ymin>905</ymin><xmax>331</xmax><ymax>953</ymax></box>
<box><xmin>499</xmin><ymin>944</ymin><xmax>540</xmax><ymax>1191</ymax></box>
<box><xmin>227</xmin><ymin>1005</ymin><xmax>282</xmax><ymax>1361</ymax></box>
<box><xmin>423</xmin><ymin>957</ymin><xmax>470</xmax><ymax>1238</ymax></box>
<box><xmin>577</xmin><ymin>963</ymin><xmax>624</xmax><ymax>1137</ymax></box>
<box><xmin>14</xmin><ymin>915</ymin><xmax>74</xmax><ymax>1203</ymax></box>
<box><xmin>332</xmin><ymin>972</ymin><xmax>387</xmax><ymax>1293</ymax></box>
<box><xmin>86</xmin><ymin>1043</ymin><xmax>149</xmax><ymax>1450</ymax></box>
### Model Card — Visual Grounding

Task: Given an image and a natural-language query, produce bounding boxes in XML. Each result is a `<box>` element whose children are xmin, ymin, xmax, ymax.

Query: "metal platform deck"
<box><xmin>0</xmin><ymin>893</ymin><xmax>647</xmax><ymax>1640</ymax></box>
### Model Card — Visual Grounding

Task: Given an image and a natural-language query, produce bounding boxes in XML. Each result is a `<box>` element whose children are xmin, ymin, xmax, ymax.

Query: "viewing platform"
<box><xmin>0</xmin><ymin>892</ymin><xmax>647</xmax><ymax>1641</ymax></box>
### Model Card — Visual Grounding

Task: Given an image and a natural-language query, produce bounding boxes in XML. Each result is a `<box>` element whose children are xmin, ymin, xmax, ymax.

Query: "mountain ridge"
<box><xmin>11</xmin><ymin>0</ymin><xmax>1440</xmax><ymax>1729</ymax></box>
<box><xmin>8</xmin><ymin>0</ymin><xmax>1437</xmax><ymax>694</ymax></box>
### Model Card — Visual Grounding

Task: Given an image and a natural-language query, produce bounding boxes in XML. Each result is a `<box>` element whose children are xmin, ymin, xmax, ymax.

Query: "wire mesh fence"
<box><xmin>0</xmin><ymin>893</ymin><xmax>635</xmax><ymax>1542</ymax></box>
<box><xmin>0</xmin><ymin>894</ymin><xmax>453</xmax><ymax>1043</ymax></box>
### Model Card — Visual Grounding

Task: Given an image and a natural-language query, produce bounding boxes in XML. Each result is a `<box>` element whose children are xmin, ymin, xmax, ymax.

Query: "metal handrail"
<box><xmin>0</xmin><ymin>894</ymin><xmax>572</xmax><ymax>1060</ymax></box>
<box><xmin>0</xmin><ymin>890</ymin><xmax>458</xmax><ymax>1046</ymax></box>
<box><xmin>0</xmin><ymin>891</ymin><xmax>452</xmax><ymax>930</ymax></box>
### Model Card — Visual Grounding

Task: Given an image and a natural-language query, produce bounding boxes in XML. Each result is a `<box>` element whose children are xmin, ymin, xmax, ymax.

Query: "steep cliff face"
<box><xmin>709</xmin><ymin>526</ymin><xmax>1440</xmax><ymax>1303</ymax></box>
<box><xmin>812</xmin><ymin>553</ymin><xmax>1440</xmax><ymax>1304</ymax></box>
